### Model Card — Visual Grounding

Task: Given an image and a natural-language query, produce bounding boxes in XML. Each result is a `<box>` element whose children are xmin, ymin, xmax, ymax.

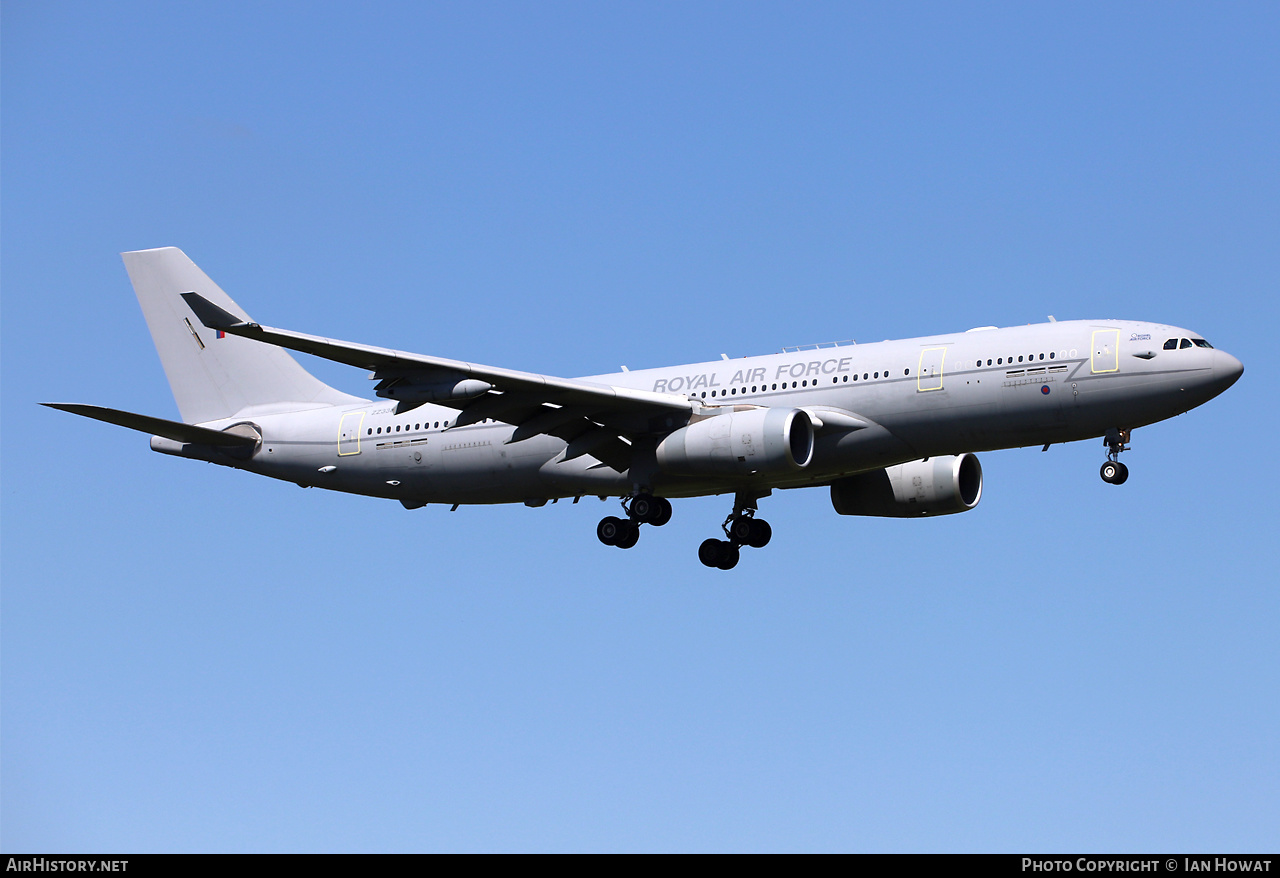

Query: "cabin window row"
<box><xmin>695</xmin><ymin>370</ymin><xmax>893</xmax><ymax>399</ymax></box>
<box><xmin>368</xmin><ymin>420</ymin><xmax>453</xmax><ymax>436</ymax></box>
<box><xmin>975</xmin><ymin>352</ymin><xmax>1057</xmax><ymax>368</ymax></box>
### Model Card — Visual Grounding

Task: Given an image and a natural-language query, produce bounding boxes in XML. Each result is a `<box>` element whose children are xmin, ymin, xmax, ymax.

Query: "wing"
<box><xmin>181</xmin><ymin>292</ymin><xmax>693</xmax><ymax>471</ymax></box>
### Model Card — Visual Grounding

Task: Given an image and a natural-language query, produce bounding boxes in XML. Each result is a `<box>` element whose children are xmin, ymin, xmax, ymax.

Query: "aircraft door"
<box><xmin>917</xmin><ymin>347</ymin><xmax>947</xmax><ymax>392</ymax></box>
<box><xmin>338</xmin><ymin>411</ymin><xmax>365</xmax><ymax>456</ymax></box>
<box><xmin>1091</xmin><ymin>329</ymin><xmax>1120</xmax><ymax>374</ymax></box>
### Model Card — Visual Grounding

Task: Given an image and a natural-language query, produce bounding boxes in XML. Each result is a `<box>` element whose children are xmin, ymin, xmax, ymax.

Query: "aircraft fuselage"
<box><xmin>156</xmin><ymin>318</ymin><xmax>1241</xmax><ymax>506</ymax></box>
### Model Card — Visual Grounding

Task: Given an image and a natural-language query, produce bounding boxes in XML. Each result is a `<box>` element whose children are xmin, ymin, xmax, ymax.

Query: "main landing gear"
<box><xmin>597</xmin><ymin>493</ymin><xmax>673</xmax><ymax>550</ymax></box>
<box><xmin>698</xmin><ymin>494</ymin><xmax>772</xmax><ymax>571</ymax></box>
<box><xmin>1100</xmin><ymin>427</ymin><xmax>1131</xmax><ymax>485</ymax></box>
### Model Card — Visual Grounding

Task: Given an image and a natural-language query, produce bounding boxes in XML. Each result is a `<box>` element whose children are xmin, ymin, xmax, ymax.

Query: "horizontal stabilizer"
<box><xmin>42</xmin><ymin>403</ymin><xmax>258</xmax><ymax>446</ymax></box>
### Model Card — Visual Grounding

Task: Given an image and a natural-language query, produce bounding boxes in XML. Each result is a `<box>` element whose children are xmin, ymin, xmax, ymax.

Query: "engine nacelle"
<box><xmin>656</xmin><ymin>407</ymin><xmax>814</xmax><ymax>476</ymax></box>
<box><xmin>830</xmin><ymin>453</ymin><xmax>983</xmax><ymax>517</ymax></box>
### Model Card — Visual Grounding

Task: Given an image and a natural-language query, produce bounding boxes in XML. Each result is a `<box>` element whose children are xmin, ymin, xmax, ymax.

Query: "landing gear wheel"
<box><xmin>728</xmin><ymin>517</ymin><xmax>754</xmax><ymax>544</ymax></box>
<box><xmin>630</xmin><ymin>495</ymin><xmax>657</xmax><ymax>522</ymax></box>
<box><xmin>1112</xmin><ymin>461</ymin><xmax>1129</xmax><ymax>485</ymax></box>
<box><xmin>746</xmin><ymin>519</ymin><xmax>772</xmax><ymax>549</ymax></box>
<box><xmin>651</xmin><ymin>497</ymin><xmax>673</xmax><ymax>527</ymax></box>
<box><xmin>615</xmin><ymin>520</ymin><xmax>640</xmax><ymax>549</ymax></box>
<box><xmin>597</xmin><ymin>516</ymin><xmax>624</xmax><ymax>545</ymax></box>
<box><xmin>1100</xmin><ymin>461</ymin><xmax>1129</xmax><ymax>485</ymax></box>
<box><xmin>699</xmin><ymin>538</ymin><xmax>727</xmax><ymax>568</ymax></box>
<box><xmin>716</xmin><ymin>543</ymin><xmax>740</xmax><ymax>570</ymax></box>
<box><xmin>630</xmin><ymin>495</ymin><xmax>673</xmax><ymax>526</ymax></box>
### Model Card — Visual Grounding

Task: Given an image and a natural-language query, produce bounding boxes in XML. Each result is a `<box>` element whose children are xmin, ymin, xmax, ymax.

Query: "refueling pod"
<box><xmin>831</xmin><ymin>453</ymin><xmax>982</xmax><ymax>517</ymax></box>
<box><xmin>373</xmin><ymin>371</ymin><xmax>493</xmax><ymax>404</ymax></box>
<box><xmin>656</xmin><ymin>407</ymin><xmax>814</xmax><ymax>476</ymax></box>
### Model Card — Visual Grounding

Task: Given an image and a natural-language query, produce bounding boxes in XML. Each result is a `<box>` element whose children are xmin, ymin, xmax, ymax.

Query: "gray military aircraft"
<box><xmin>46</xmin><ymin>247</ymin><xmax>1243</xmax><ymax>569</ymax></box>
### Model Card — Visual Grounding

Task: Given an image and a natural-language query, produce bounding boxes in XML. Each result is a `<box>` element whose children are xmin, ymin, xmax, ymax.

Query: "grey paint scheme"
<box><xmin>53</xmin><ymin>248</ymin><xmax>1244</xmax><ymax>514</ymax></box>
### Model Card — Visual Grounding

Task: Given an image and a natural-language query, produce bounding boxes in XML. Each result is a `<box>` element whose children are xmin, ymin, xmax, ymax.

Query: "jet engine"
<box><xmin>656</xmin><ymin>407</ymin><xmax>814</xmax><ymax>476</ymax></box>
<box><xmin>830</xmin><ymin>453</ymin><xmax>982</xmax><ymax>517</ymax></box>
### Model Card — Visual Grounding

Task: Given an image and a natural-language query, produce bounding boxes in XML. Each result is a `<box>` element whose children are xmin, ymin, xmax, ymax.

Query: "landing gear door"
<box><xmin>917</xmin><ymin>347</ymin><xmax>946</xmax><ymax>392</ymax></box>
<box><xmin>338</xmin><ymin>411</ymin><xmax>365</xmax><ymax>456</ymax></box>
<box><xmin>1091</xmin><ymin>329</ymin><xmax>1120</xmax><ymax>374</ymax></box>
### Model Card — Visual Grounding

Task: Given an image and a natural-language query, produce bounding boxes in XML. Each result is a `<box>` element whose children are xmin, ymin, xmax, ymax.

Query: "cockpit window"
<box><xmin>1180</xmin><ymin>338</ymin><xmax>1193</xmax><ymax>349</ymax></box>
<box><xmin>1193</xmin><ymin>338</ymin><xmax>1214</xmax><ymax>348</ymax></box>
<box><xmin>1163</xmin><ymin>339</ymin><xmax>1178</xmax><ymax>350</ymax></box>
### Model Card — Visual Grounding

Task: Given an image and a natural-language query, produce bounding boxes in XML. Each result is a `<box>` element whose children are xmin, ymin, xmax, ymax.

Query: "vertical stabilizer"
<box><xmin>122</xmin><ymin>247</ymin><xmax>362</xmax><ymax>424</ymax></box>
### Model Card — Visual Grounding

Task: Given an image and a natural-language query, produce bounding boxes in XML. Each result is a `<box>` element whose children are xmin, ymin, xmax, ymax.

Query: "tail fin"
<box><xmin>122</xmin><ymin>247</ymin><xmax>362</xmax><ymax>424</ymax></box>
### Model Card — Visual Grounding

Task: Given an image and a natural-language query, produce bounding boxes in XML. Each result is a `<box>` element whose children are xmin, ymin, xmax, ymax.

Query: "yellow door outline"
<box><xmin>338</xmin><ymin>411</ymin><xmax>365</xmax><ymax>456</ymax></box>
<box><xmin>917</xmin><ymin>347</ymin><xmax>946</xmax><ymax>392</ymax></box>
<box><xmin>1091</xmin><ymin>329</ymin><xmax>1120</xmax><ymax>374</ymax></box>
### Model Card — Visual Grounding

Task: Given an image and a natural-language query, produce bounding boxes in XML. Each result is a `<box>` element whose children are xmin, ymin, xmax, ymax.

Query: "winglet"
<box><xmin>180</xmin><ymin>291</ymin><xmax>251</xmax><ymax>331</ymax></box>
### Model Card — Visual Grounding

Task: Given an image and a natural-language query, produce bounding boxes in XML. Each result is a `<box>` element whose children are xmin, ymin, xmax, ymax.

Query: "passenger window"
<box><xmin>1180</xmin><ymin>338</ymin><xmax>1193</xmax><ymax>349</ymax></box>
<box><xmin>1164</xmin><ymin>339</ymin><xmax>1178</xmax><ymax>350</ymax></box>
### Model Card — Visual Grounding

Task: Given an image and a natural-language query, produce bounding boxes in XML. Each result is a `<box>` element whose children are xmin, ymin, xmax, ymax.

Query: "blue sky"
<box><xmin>3</xmin><ymin>1</ymin><xmax>1277</xmax><ymax>852</ymax></box>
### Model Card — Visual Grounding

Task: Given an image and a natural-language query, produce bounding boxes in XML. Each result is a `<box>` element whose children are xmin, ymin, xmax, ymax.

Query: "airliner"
<box><xmin>46</xmin><ymin>248</ymin><xmax>1244</xmax><ymax>569</ymax></box>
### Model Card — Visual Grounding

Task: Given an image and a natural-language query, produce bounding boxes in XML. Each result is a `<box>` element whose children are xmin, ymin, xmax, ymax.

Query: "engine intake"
<box><xmin>830</xmin><ymin>453</ymin><xmax>982</xmax><ymax>517</ymax></box>
<box><xmin>656</xmin><ymin>407</ymin><xmax>814</xmax><ymax>476</ymax></box>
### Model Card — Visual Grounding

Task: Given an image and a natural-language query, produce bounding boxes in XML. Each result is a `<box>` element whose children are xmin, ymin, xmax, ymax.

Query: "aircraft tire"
<box><xmin>699</xmin><ymin>538</ymin><xmax>725</xmax><ymax>568</ymax></box>
<box><xmin>729</xmin><ymin>517</ymin><xmax>754</xmax><ymax>544</ymax></box>
<box><xmin>651</xmin><ymin>498</ymin><xmax>673</xmax><ymax>527</ymax></box>
<box><xmin>597</xmin><ymin>516</ymin><xmax>624</xmax><ymax>546</ymax></box>
<box><xmin>615</xmin><ymin>520</ymin><xmax>640</xmax><ymax>549</ymax></box>
<box><xmin>1100</xmin><ymin>462</ymin><xmax>1119</xmax><ymax>484</ymax></box>
<box><xmin>746</xmin><ymin>519</ymin><xmax>772</xmax><ymax>549</ymax></box>
<box><xmin>1113</xmin><ymin>462</ymin><xmax>1129</xmax><ymax>485</ymax></box>
<box><xmin>631</xmin><ymin>495</ymin><xmax>657</xmax><ymax>523</ymax></box>
<box><xmin>716</xmin><ymin>543</ymin><xmax>740</xmax><ymax>570</ymax></box>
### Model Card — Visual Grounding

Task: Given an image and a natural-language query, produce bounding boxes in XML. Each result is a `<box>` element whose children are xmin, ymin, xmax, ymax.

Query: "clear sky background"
<box><xmin>3</xmin><ymin>1</ymin><xmax>1277</xmax><ymax>853</ymax></box>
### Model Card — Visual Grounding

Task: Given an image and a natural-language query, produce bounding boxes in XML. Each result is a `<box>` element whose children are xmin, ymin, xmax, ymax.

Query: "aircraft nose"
<box><xmin>1213</xmin><ymin>350</ymin><xmax>1244</xmax><ymax>392</ymax></box>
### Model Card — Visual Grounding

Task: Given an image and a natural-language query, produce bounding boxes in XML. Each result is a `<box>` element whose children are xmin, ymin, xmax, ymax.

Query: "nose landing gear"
<box><xmin>596</xmin><ymin>493</ymin><xmax>673</xmax><ymax>549</ymax></box>
<box><xmin>699</xmin><ymin>493</ymin><xmax>772</xmax><ymax>570</ymax></box>
<box><xmin>1100</xmin><ymin>428</ymin><xmax>1131</xmax><ymax>485</ymax></box>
